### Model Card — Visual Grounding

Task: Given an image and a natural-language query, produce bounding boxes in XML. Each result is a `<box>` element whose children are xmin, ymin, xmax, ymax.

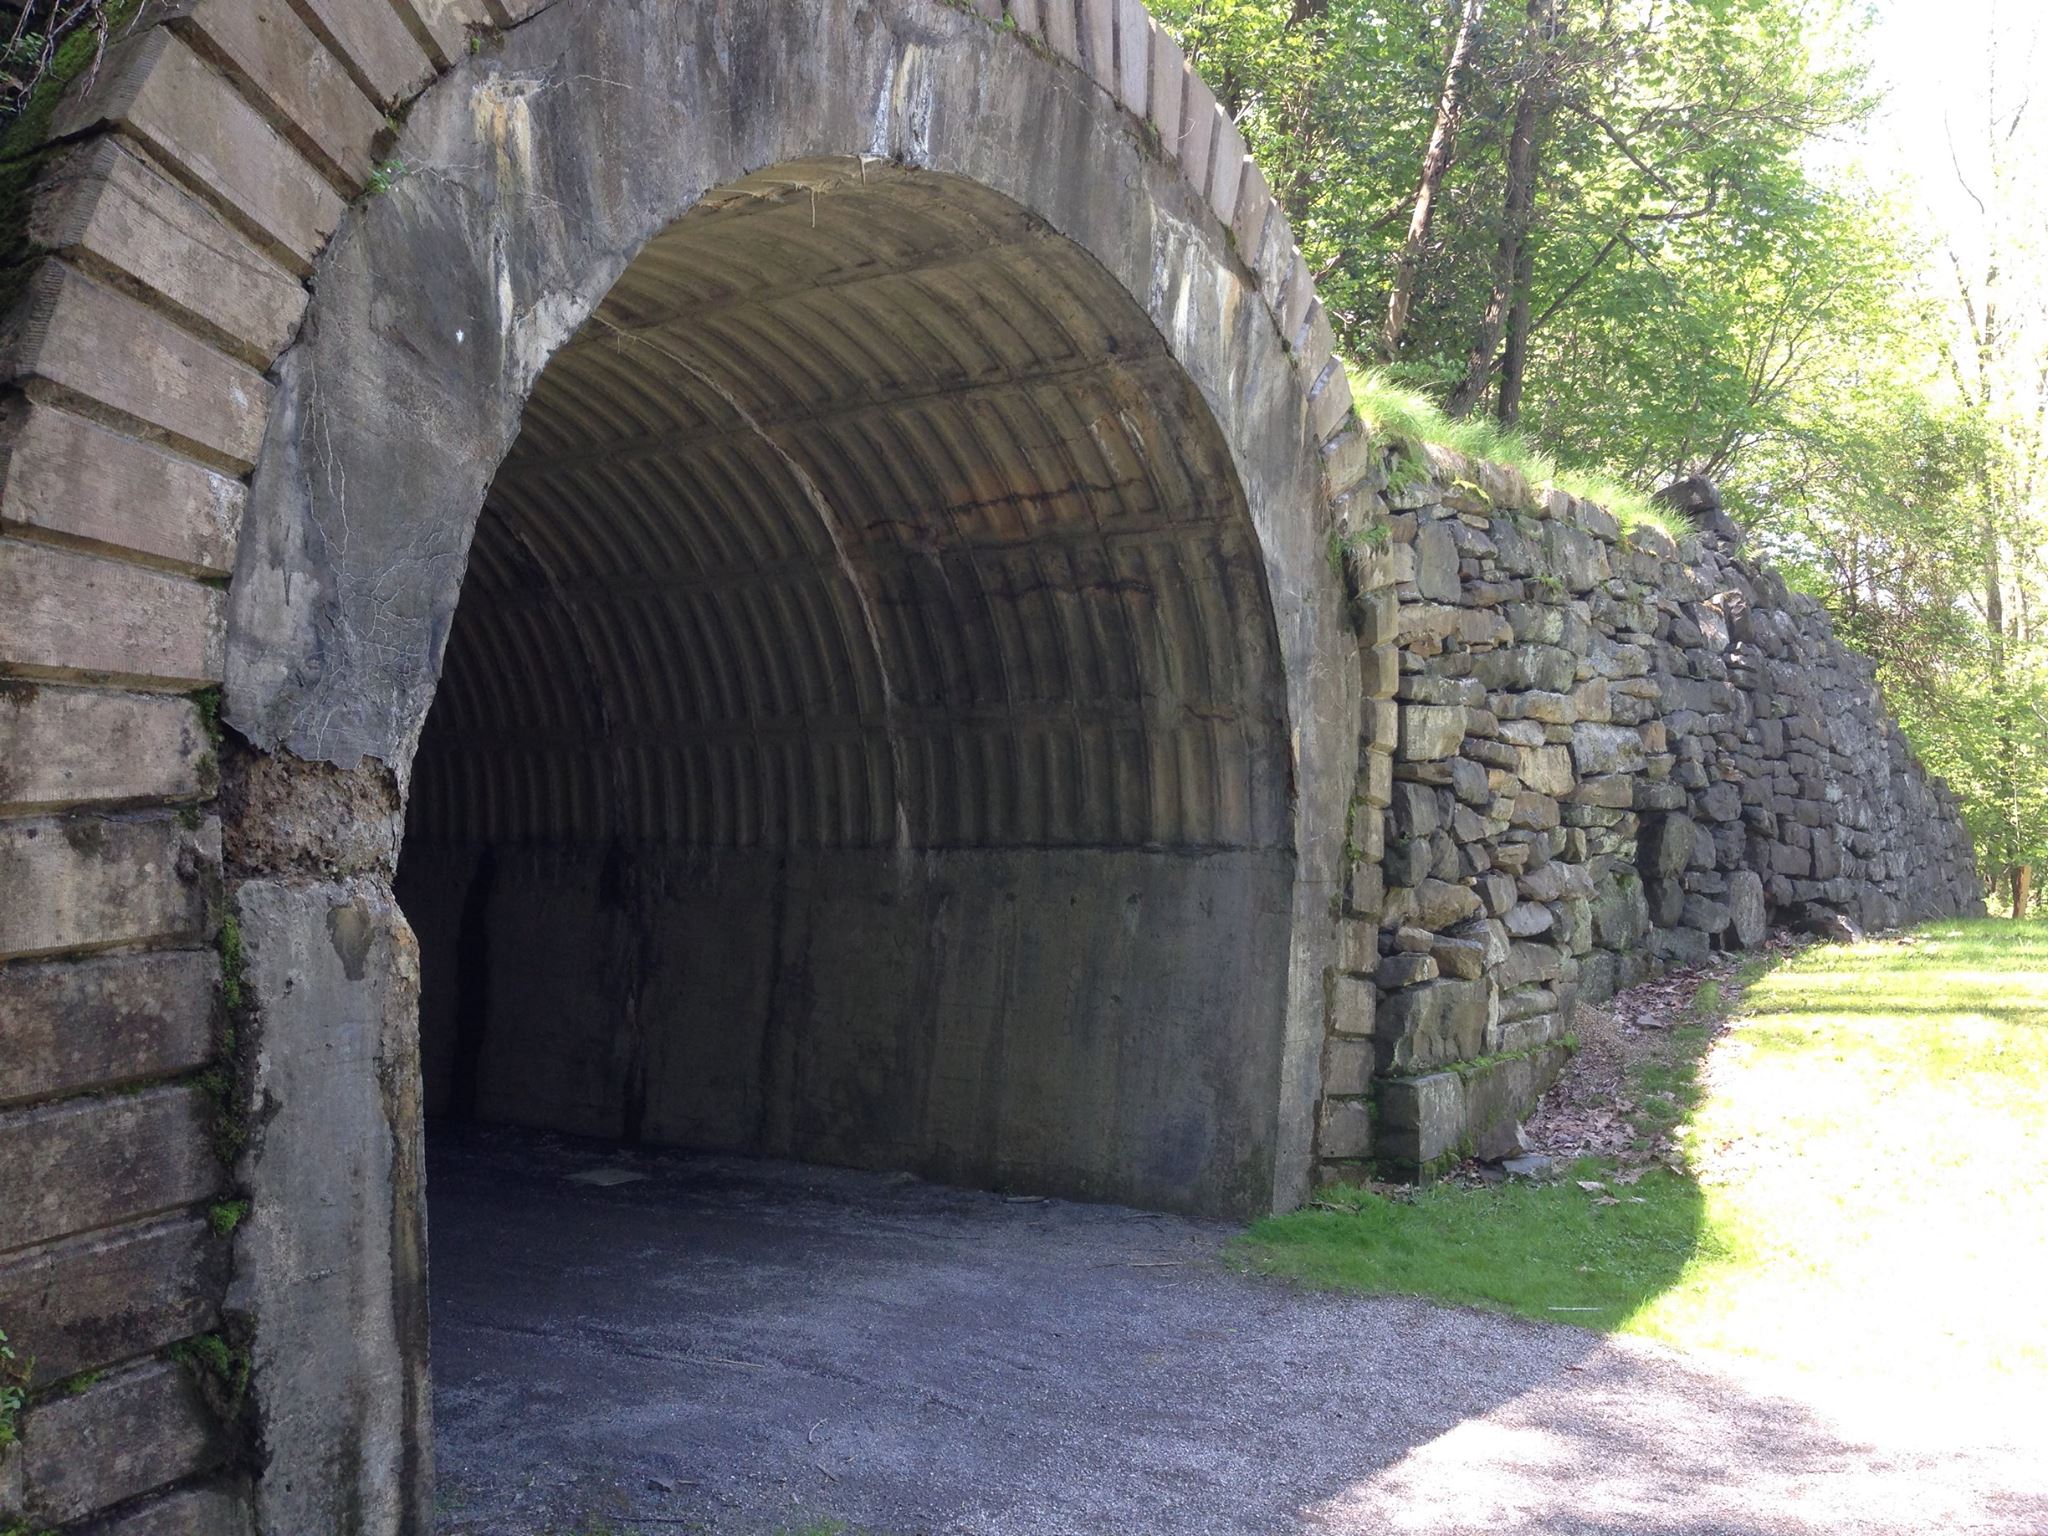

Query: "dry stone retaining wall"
<box><xmin>1316</xmin><ymin>445</ymin><xmax>1981</xmax><ymax>1182</ymax></box>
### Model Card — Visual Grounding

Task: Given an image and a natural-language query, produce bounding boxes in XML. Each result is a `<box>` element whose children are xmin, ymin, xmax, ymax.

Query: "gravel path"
<box><xmin>428</xmin><ymin>1126</ymin><xmax>2047</xmax><ymax>1535</ymax></box>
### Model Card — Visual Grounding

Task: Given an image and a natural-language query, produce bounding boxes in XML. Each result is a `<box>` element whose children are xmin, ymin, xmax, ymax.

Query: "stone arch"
<box><xmin>0</xmin><ymin>1</ymin><xmax>1383</xmax><ymax>1530</ymax></box>
<box><xmin>391</xmin><ymin>159</ymin><xmax>1298</xmax><ymax>1209</ymax></box>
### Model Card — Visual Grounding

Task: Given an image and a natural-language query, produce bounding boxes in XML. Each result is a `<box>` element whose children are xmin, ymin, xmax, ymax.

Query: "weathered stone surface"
<box><xmin>0</xmin><ymin>813</ymin><xmax>219</xmax><ymax>960</ymax></box>
<box><xmin>1592</xmin><ymin>877</ymin><xmax>1649</xmax><ymax>948</ymax></box>
<box><xmin>0</xmin><ymin>539</ymin><xmax>226</xmax><ymax>687</ymax></box>
<box><xmin>172</xmin><ymin>0</ymin><xmax>387</xmax><ymax>186</ymax></box>
<box><xmin>1728</xmin><ymin>869</ymin><xmax>1767</xmax><ymax>947</ymax></box>
<box><xmin>1514</xmin><ymin>744</ymin><xmax>1576</xmax><ymax>796</ymax></box>
<box><xmin>1638</xmin><ymin>812</ymin><xmax>1697</xmax><ymax>878</ymax></box>
<box><xmin>1646</xmin><ymin>876</ymin><xmax>1686</xmax><ymax>927</ymax></box>
<box><xmin>1389</xmin><ymin>781</ymin><xmax>1441</xmax><ymax>838</ymax></box>
<box><xmin>17</xmin><ymin>1361</ymin><xmax>222</xmax><ymax>1525</ymax></box>
<box><xmin>30</xmin><ymin>138</ymin><xmax>306</xmax><ymax>367</ymax></box>
<box><xmin>1461</xmin><ymin>1043</ymin><xmax>1571</xmax><ymax>1160</ymax></box>
<box><xmin>1474</xmin><ymin>644</ymin><xmax>1578</xmax><ymax>694</ymax></box>
<box><xmin>1377</xmin><ymin>952</ymin><xmax>1438</xmax><ymax>988</ymax></box>
<box><xmin>55</xmin><ymin>30</ymin><xmax>322</xmax><ymax>264</ymax></box>
<box><xmin>76</xmin><ymin>1484</ymin><xmax>254</xmax><ymax>1536</ymax></box>
<box><xmin>1414</xmin><ymin>519</ymin><xmax>1459</xmax><ymax>602</ymax></box>
<box><xmin>1681</xmin><ymin>894</ymin><xmax>1732</xmax><ymax>935</ymax></box>
<box><xmin>1572</xmin><ymin>773</ymin><xmax>1636</xmax><ymax>809</ymax></box>
<box><xmin>0</xmin><ymin>1085</ymin><xmax>219</xmax><ymax>1252</ymax></box>
<box><xmin>0</xmin><ymin>949</ymin><xmax>218</xmax><ymax>1107</ymax></box>
<box><xmin>1500</xmin><ymin>941</ymin><xmax>1564</xmax><ymax>988</ymax></box>
<box><xmin>1376</xmin><ymin>1070</ymin><xmax>1463</xmax><ymax>1170</ymax></box>
<box><xmin>1413</xmin><ymin>877</ymin><xmax>1481</xmax><ymax>928</ymax></box>
<box><xmin>1329</xmin><ymin>973</ymin><xmax>1376</xmax><ymax>1037</ymax></box>
<box><xmin>0</xmin><ymin>399</ymin><xmax>246</xmax><ymax>576</ymax></box>
<box><xmin>1572</xmin><ymin>722</ymin><xmax>1645</xmax><ymax>777</ymax></box>
<box><xmin>0</xmin><ymin>1213</ymin><xmax>223</xmax><ymax>1385</ymax></box>
<box><xmin>1398</xmin><ymin>704</ymin><xmax>1467</xmax><ymax>761</ymax></box>
<box><xmin>1430</xmin><ymin>935</ymin><xmax>1487</xmax><ymax>980</ymax></box>
<box><xmin>1318</xmin><ymin>1096</ymin><xmax>1373</xmax><ymax>1158</ymax></box>
<box><xmin>1</xmin><ymin>262</ymin><xmax>273</xmax><ymax>470</ymax></box>
<box><xmin>1384</xmin><ymin>837</ymin><xmax>1430</xmax><ymax>886</ymax></box>
<box><xmin>1321</xmin><ymin>1036</ymin><xmax>1374</xmax><ymax>1097</ymax></box>
<box><xmin>287</xmin><ymin>0</ymin><xmax>434</xmax><ymax>106</ymax></box>
<box><xmin>0</xmin><ymin>685</ymin><xmax>215</xmax><ymax>814</ymax></box>
<box><xmin>1516</xmin><ymin>860</ymin><xmax>1593</xmax><ymax>902</ymax></box>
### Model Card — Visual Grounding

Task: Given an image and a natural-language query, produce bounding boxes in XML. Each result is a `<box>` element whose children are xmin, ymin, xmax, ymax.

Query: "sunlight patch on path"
<box><xmin>1303</xmin><ymin>1336</ymin><xmax>2048</xmax><ymax>1536</ymax></box>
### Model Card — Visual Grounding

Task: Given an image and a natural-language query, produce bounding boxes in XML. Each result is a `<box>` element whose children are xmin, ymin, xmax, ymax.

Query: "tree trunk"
<box><xmin>1382</xmin><ymin>0</ymin><xmax>1486</xmax><ymax>361</ymax></box>
<box><xmin>2014</xmin><ymin>862</ymin><xmax>2032</xmax><ymax>920</ymax></box>
<box><xmin>1496</xmin><ymin>216</ymin><xmax>1537</xmax><ymax>426</ymax></box>
<box><xmin>1447</xmin><ymin>0</ymin><xmax>1552</xmax><ymax>419</ymax></box>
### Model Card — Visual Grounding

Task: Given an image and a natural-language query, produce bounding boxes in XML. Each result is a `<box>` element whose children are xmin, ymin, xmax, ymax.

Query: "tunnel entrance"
<box><xmin>394</xmin><ymin>162</ymin><xmax>1296</xmax><ymax>1216</ymax></box>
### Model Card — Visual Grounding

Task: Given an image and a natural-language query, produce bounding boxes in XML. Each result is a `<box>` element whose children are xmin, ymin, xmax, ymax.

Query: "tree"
<box><xmin>1930</xmin><ymin>14</ymin><xmax>2048</xmax><ymax>914</ymax></box>
<box><xmin>1444</xmin><ymin>0</ymin><xmax>1557</xmax><ymax>421</ymax></box>
<box><xmin>1152</xmin><ymin>0</ymin><xmax>2041</xmax><ymax>894</ymax></box>
<box><xmin>1383</xmin><ymin>0</ymin><xmax>1486</xmax><ymax>360</ymax></box>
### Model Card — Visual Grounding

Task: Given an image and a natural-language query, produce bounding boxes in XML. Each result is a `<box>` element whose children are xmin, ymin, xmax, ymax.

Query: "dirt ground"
<box><xmin>427</xmin><ymin>1123</ymin><xmax>2046</xmax><ymax>1535</ymax></box>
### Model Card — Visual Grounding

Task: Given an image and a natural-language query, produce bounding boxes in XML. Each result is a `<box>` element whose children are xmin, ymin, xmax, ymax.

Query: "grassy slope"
<box><xmin>1240</xmin><ymin>920</ymin><xmax>2048</xmax><ymax>1387</ymax></box>
<box><xmin>1345</xmin><ymin>365</ymin><xmax>1688</xmax><ymax>541</ymax></box>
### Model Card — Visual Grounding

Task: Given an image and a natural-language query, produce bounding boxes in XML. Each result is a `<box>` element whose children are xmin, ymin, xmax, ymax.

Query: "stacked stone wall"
<box><xmin>1316</xmin><ymin>444</ymin><xmax>1982</xmax><ymax>1182</ymax></box>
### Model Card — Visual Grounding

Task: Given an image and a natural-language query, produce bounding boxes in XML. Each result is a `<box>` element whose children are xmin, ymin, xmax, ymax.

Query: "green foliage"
<box><xmin>217</xmin><ymin>911</ymin><xmax>246</xmax><ymax>1015</ymax></box>
<box><xmin>1153</xmin><ymin>0</ymin><xmax>1879</xmax><ymax>482</ymax></box>
<box><xmin>169</xmin><ymin>1332</ymin><xmax>251</xmax><ymax>1419</ymax></box>
<box><xmin>1150</xmin><ymin>0</ymin><xmax>2039</xmax><ymax>888</ymax></box>
<box><xmin>191</xmin><ymin>686</ymin><xmax>224</xmax><ymax>747</ymax></box>
<box><xmin>365</xmin><ymin>156</ymin><xmax>407</xmax><ymax>195</ymax></box>
<box><xmin>0</xmin><ymin>1326</ymin><xmax>29</xmax><ymax>1449</ymax></box>
<box><xmin>208</xmin><ymin>1199</ymin><xmax>250</xmax><ymax>1237</ymax></box>
<box><xmin>1346</xmin><ymin>363</ymin><xmax>1678</xmax><ymax>534</ymax></box>
<box><xmin>1238</xmin><ymin>1160</ymin><xmax>1706</xmax><ymax>1330</ymax></box>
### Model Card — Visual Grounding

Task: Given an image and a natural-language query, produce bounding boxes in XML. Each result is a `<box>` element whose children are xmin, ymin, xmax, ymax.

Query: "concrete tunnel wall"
<box><xmin>394</xmin><ymin>167</ymin><xmax>1298</xmax><ymax>1213</ymax></box>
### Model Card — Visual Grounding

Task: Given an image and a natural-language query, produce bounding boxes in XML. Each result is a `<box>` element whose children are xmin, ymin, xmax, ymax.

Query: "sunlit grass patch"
<box><xmin>1241</xmin><ymin>919</ymin><xmax>2048</xmax><ymax>1394</ymax></box>
<box><xmin>1630</xmin><ymin>919</ymin><xmax>2048</xmax><ymax>1385</ymax></box>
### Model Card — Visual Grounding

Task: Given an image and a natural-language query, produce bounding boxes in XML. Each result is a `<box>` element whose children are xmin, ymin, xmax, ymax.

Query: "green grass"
<box><xmin>1242</xmin><ymin>919</ymin><xmax>2048</xmax><ymax>1392</ymax></box>
<box><xmin>1631</xmin><ymin>919</ymin><xmax>2048</xmax><ymax>1386</ymax></box>
<box><xmin>1345</xmin><ymin>364</ymin><xmax>1684</xmax><ymax>540</ymax></box>
<box><xmin>1241</xmin><ymin>1160</ymin><xmax>1707</xmax><ymax>1331</ymax></box>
